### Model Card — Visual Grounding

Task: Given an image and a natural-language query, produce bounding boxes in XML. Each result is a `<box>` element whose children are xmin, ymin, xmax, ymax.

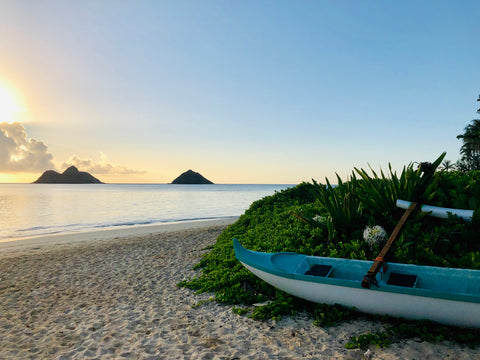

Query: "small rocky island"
<box><xmin>171</xmin><ymin>170</ymin><xmax>213</xmax><ymax>184</ymax></box>
<box><xmin>33</xmin><ymin>166</ymin><xmax>104</xmax><ymax>184</ymax></box>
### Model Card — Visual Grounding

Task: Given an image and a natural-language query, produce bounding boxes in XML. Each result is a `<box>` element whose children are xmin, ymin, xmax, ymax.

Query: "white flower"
<box><xmin>363</xmin><ymin>225</ymin><xmax>387</xmax><ymax>248</ymax></box>
<box><xmin>312</xmin><ymin>215</ymin><xmax>325</xmax><ymax>223</ymax></box>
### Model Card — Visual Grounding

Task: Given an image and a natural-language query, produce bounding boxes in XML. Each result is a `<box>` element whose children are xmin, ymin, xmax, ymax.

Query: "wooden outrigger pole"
<box><xmin>361</xmin><ymin>201</ymin><xmax>418</xmax><ymax>288</ymax></box>
<box><xmin>360</xmin><ymin>152</ymin><xmax>447</xmax><ymax>289</ymax></box>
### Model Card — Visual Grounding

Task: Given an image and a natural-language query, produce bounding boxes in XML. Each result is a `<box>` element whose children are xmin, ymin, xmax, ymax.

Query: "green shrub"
<box><xmin>354</xmin><ymin>152</ymin><xmax>446</xmax><ymax>227</ymax></box>
<box><xmin>311</xmin><ymin>174</ymin><xmax>364</xmax><ymax>241</ymax></box>
<box><xmin>179</xmin><ymin>157</ymin><xmax>480</xmax><ymax>348</ymax></box>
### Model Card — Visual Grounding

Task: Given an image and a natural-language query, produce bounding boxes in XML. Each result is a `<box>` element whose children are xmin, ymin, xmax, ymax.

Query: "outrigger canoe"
<box><xmin>233</xmin><ymin>239</ymin><xmax>480</xmax><ymax>328</ymax></box>
<box><xmin>396</xmin><ymin>199</ymin><xmax>474</xmax><ymax>221</ymax></box>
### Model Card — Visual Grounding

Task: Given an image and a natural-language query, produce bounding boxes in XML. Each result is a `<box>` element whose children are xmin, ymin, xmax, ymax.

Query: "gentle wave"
<box><xmin>7</xmin><ymin>216</ymin><xmax>235</xmax><ymax>241</ymax></box>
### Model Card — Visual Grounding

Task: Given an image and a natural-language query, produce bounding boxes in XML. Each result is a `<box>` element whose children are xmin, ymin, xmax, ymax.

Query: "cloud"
<box><xmin>0</xmin><ymin>122</ymin><xmax>55</xmax><ymax>172</ymax></box>
<box><xmin>62</xmin><ymin>154</ymin><xmax>146</xmax><ymax>175</ymax></box>
<box><xmin>0</xmin><ymin>122</ymin><xmax>146</xmax><ymax>177</ymax></box>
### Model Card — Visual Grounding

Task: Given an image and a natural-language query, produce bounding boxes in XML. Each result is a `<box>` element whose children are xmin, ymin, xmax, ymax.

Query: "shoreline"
<box><xmin>0</xmin><ymin>217</ymin><xmax>239</xmax><ymax>251</ymax></box>
<box><xmin>0</xmin><ymin>222</ymin><xmax>478</xmax><ymax>359</ymax></box>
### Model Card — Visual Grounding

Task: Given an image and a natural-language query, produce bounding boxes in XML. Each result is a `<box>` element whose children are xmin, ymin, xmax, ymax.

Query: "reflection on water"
<box><xmin>0</xmin><ymin>183</ymin><xmax>293</xmax><ymax>241</ymax></box>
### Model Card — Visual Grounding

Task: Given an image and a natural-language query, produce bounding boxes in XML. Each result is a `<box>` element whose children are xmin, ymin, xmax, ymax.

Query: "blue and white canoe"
<box><xmin>233</xmin><ymin>239</ymin><xmax>480</xmax><ymax>328</ymax></box>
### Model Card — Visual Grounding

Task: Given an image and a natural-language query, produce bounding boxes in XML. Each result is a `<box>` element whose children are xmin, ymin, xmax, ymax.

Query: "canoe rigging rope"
<box><xmin>362</xmin><ymin>274</ymin><xmax>379</xmax><ymax>288</ymax></box>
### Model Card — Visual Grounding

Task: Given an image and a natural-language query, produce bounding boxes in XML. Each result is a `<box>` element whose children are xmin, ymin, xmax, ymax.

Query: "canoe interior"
<box><xmin>387</xmin><ymin>272</ymin><xmax>418</xmax><ymax>287</ymax></box>
<box><xmin>234</xmin><ymin>239</ymin><xmax>480</xmax><ymax>300</ymax></box>
<box><xmin>285</xmin><ymin>250</ymin><xmax>480</xmax><ymax>297</ymax></box>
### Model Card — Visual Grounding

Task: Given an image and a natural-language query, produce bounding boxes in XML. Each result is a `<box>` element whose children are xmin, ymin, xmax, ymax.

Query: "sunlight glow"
<box><xmin>0</xmin><ymin>82</ymin><xmax>26</xmax><ymax>123</ymax></box>
<box><xmin>0</xmin><ymin>173</ymin><xmax>32</xmax><ymax>183</ymax></box>
<box><xmin>10</xmin><ymin>154</ymin><xmax>24</xmax><ymax>162</ymax></box>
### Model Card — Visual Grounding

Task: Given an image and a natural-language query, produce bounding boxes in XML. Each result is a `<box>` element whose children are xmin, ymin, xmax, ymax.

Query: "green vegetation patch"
<box><xmin>178</xmin><ymin>161</ymin><xmax>480</xmax><ymax>348</ymax></box>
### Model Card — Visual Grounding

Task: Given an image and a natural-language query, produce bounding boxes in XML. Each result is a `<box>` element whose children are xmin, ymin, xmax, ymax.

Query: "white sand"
<box><xmin>0</xmin><ymin>220</ymin><xmax>478</xmax><ymax>359</ymax></box>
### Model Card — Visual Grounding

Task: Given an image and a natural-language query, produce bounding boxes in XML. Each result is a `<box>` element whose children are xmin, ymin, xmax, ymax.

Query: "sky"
<box><xmin>0</xmin><ymin>1</ymin><xmax>478</xmax><ymax>184</ymax></box>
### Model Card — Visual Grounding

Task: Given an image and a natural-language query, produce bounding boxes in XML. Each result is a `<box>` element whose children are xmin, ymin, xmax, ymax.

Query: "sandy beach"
<box><xmin>0</xmin><ymin>220</ymin><xmax>478</xmax><ymax>359</ymax></box>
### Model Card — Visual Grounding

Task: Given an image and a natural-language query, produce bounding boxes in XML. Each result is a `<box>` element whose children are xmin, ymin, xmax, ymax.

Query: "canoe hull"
<box><xmin>242</xmin><ymin>262</ymin><xmax>480</xmax><ymax>328</ymax></box>
<box><xmin>234</xmin><ymin>239</ymin><xmax>480</xmax><ymax>328</ymax></box>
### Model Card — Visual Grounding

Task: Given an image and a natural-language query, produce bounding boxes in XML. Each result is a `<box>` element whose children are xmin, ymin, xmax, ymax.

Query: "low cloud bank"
<box><xmin>62</xmin><ymin>155</ymin><xmax>146</xmax><ymax>175</ymax></box>
<box><xmin>0</xmin><ymin>122</ymin><xmax>55</xmax><ymax>172</ymax></box>
<box><xmin>0</xmin><ymin>122</ymin><xmax>146</xmax><ymax>176</ymax></box>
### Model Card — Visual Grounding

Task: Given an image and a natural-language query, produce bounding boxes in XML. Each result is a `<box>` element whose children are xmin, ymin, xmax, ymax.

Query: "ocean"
<box><xmin>0</xmin><ymin>183</ymin><xmax>293</xmax><ymax>241</ymax></box>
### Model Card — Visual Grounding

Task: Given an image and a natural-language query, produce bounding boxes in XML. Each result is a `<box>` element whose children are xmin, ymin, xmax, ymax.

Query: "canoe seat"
<box><xmin>305</xmin><ymin>264</ymin><xmax>333</xmax><ymax>277</ymax></box>
<box><xmin>387</xmin><ymin>272</ymin><xmax>418</xmax><ymax>288</ymax></box>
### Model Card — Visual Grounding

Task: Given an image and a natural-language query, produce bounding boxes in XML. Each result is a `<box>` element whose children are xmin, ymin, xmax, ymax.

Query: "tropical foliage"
<box><xmin>179</xmin><ymin>155</ymin><xmax>480</xmax><ymax>348</ymax></box>
<box><xmin>456</xmin><ymin>94</ymin><xmax>480</xmax><ymax>171</ymax></box>
<box><xmin>353</xmin><ymin>153</ymin><xmax>445</xmax><ymax>226</ymax></box>
<box><xmin>439</xmin><ymin>160</ymin><xmax>456</xmax><ymax>172</ymax></box>
<box><xmin>457</xmin><ymin>119</ymin><xmax>480</xmax><ymax>171</ymax></box>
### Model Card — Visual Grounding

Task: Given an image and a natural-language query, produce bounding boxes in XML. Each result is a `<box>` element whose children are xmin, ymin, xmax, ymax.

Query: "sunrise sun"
<box><xmin>0</xmin><ymin>83</ymin><xmax>25</xmax><ymax>123</ymax></box>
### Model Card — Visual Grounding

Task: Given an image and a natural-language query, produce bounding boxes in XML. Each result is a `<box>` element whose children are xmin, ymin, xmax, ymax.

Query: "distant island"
<box><xmin>33</xmin><ymin>166</ymin><xmax>104</xmax><ymax>184</ymax></box>
<box><xmin>171</xmin><ymin>170</ymin><xmax>213</xmax><ymax>184</ymax></box>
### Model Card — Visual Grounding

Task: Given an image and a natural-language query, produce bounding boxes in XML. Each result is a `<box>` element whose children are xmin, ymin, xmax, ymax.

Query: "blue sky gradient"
<box><xmin>0</xmin><ymin>1</ymin><xmax>478</xmax><ymax>183</ymax></box>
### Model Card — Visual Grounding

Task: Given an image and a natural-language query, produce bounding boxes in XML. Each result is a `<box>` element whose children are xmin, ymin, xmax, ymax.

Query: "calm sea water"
<box><xmin>0</xmin><ymin>184</ymin><xmax>293</xmax><ymax>241</ymax></box>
